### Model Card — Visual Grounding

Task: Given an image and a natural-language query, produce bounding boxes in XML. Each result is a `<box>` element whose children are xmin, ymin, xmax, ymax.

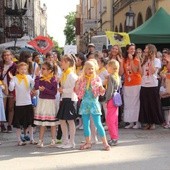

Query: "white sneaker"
<box><xmin>125</xmin><ymin>123</ymin><xmax>134</xmax><ymax>129</ymax></box>
<box><xmin>61</xmin><ymin>143</ymin><xmax>75</xmax><ymax>149</ymax></box>
<box><xmin>37</xmin><ymin>140</ymin><xmax>43</xmax><ymax>148</ymax></box>
<box><xmin>133</xmin><ymin>122</ymin><xmax>141</xmax><ymax>129</ymax></box>
<box><xmin>56</xmin><ymin>141</ymin><xmax>69</xmax><ymax>148</ymax></box>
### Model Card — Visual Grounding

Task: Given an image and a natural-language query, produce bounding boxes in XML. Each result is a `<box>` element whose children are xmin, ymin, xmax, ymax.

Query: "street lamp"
<box><xmin>125</xmin><ymin>5</ymin><xmax>135</xmax><ymax>32</ymax></box>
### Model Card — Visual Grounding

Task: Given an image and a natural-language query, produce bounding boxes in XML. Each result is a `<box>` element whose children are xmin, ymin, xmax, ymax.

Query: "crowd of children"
<box><xmin>0</xmin><ymin>43</ymin><xmax>170</xmax><ymax>151</ymax></box>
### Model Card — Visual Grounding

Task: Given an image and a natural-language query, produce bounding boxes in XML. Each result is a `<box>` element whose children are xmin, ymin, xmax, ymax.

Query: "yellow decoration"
<box><xmin>105</xmin><ymin>31</ymin><xmax>130</xmax><ymax>47</ymax></box>
<box><xmin>40</xmin><ymin>73</ymin><xmax>54</xmax><ymax>82</ymax></box>
<box><xmin>60</xmin><ymin>68</ymin><xmax>72</xmax><ymax>85</ymax></box>
<box><xmin>97</xmin><ymin>67</ymin><xmax>106</xmax><ymax>75</ymax></box>
<box><xmin>85</xmin><ymin>75</ymin><xmax>94</xmax><ymax>89</ymax></box>
<box><xmin>16</xmin><ymin>74</ymin><xmax>29</xmax><ymax>88</ymax></box>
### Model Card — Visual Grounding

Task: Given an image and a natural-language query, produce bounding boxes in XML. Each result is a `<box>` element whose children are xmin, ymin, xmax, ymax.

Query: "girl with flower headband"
<box><xmin>34</xmin><ymin>61</ymin><xmax>58</xmax><ymax>147</ymax></box>
<box><xmin>74</xmin><ymin>60</ymin><xmax>110</xmax><ymax>151</ymax></box>
<box><xmin>56</xmin><ymin>54</ymin><xmax>78</xmax><ymax>149</ymax></box>
<box><xmin>8</xmin><ymin>62</ymin><xmax>35</xmax><ymax>146</ymax></box>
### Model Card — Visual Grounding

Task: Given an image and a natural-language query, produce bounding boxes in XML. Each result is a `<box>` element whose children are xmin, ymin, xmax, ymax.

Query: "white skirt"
<box><xmin>34</xmin><ymin>98</ymin><xmax>57</xmax><ymax>126</ymax></box>
<box><xmin>123</xmin><ymin>85</ymin><xmax>141</xmax><ymax>122</ymax></box>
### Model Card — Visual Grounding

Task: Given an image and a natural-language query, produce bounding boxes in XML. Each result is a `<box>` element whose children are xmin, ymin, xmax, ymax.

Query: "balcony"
<box><xmin>113</xmin><ymin>0</ymin><xmax>144</xmax><ymax>14</ymax></box>
<box><xmin>5</xmin><ymin>7</ymin><xmax>27</xmax><ymax>16</ymax></box>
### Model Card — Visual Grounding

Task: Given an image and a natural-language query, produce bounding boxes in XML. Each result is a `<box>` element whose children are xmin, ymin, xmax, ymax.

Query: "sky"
<box><xmin>41</xmin><ymin>0</ymin><xmax>80</xmax><ymax>47</ymax></box>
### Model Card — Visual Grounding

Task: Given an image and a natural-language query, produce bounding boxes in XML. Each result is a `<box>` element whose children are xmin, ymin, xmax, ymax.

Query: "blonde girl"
<box><xmin>74</xmin><ymin>60</ymin><xmax>110</xmax><ymax>151</ymax></box>
<box><xmin>57</xmin><ymin>54</ymin><xmax>78</xmax><ymax>149</ymax></box>
<box><xmin>9</xmin><ymin>62</ymin><xmax>35</xmax><ymax>146</ymax></box>
<box><xmin>105</xmin><ymin>59</ymin><xmax>120</xmax><ymax>146</ymax></box>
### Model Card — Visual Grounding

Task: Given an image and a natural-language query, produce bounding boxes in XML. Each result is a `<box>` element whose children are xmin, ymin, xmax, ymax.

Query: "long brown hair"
<box><xmin>141</xmin><ymin>44</ymin><xmax>157</xmax><ymax>67</ymax></box>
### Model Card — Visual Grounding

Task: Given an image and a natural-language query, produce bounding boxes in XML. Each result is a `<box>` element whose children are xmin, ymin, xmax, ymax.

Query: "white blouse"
<box><xmin>9</xmin><ymin>75</ymin><xmax>34</xmax><ymax>106</ymax></box>
<box><xmin>141</xmin><ymin>58</ymin><xmax>161</xmax><ymax>87</ymax></box>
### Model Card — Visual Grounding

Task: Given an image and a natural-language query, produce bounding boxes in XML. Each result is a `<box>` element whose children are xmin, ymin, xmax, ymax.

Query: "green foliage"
<box><xmin>49</xmin><ymin>36</ymin><xmax>63</xmax><ymax>55</ymax></box>
<box><xmin>64</xmin><ymin>12</ymin><xmax>76</xmax><ymax>45</ymax></box>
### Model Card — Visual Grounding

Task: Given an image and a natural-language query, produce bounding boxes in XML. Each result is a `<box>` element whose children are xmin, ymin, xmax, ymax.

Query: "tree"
<box><xmin>49</xmin><ymin>36</ymin><xmax>63</xmax><ymax>55</ymax></box>
<box><xmin>64</xmin><ymin>12</ymin><xmax>76</xmax><ymax>45</ymax></box>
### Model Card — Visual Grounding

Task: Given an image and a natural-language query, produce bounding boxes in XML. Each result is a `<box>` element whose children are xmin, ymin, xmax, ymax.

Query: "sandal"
<box><xmin>30</xmin><ymin>140</ymin><xmax>38</xmax><ymax>145</ymax></box>
<box><xmin>80</xmin><ymin>143</ymin><xmax>92</xmax><ymax>150</ymax></box>
<box><xmin>18</xmin><ymin>141</ymin><xmax>26</xmax><ymax>146</ymax></box>
<box><xmin>103</xmin><ymin>145</ymin><xmax>111</xmax><ymax>151</ymax></box>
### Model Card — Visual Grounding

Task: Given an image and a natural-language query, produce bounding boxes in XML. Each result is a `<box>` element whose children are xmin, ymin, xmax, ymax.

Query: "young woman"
<box><xmin>139</xmin><ymin>44</ymin><xmax>164</xmax><ymax>129</ymax></box>
<box><xmin>0</xmin><ymin>50</ymin><xmax>17</xmax><ymax>132</ymax></box>
<box><xmin>120</xmin><ymin>43</ymin><xmax>142</xmax><ymax>129</ymax></box>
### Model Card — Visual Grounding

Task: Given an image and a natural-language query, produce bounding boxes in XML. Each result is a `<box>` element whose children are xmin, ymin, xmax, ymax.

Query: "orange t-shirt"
<box><xmin>123</xmin><ymin>58</ymin><xmax>142</xmax><ymax>86</ymax></box>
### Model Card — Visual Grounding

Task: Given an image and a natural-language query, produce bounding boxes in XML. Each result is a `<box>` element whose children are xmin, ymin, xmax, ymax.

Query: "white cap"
<box><xmin>88</xmin><ymin>43</ymin><xmax>95</xmax><ymax>47</ymax></box>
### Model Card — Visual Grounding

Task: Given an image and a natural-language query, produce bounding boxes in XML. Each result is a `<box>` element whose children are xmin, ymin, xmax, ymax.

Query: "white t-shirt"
<box><xmin>61</xmin><ymin>72</ymin><xmax>78</xmax><ymax>101</ymax></box>
<box><xmin>31</xmin><ymin>62</ymin><xmax>39</xmax><ymax>80</ymax></box>
<box><xmin>9</xmin><ymin>75</ymin><xmax>34</xmax><ymax>106</ymax></box>
<box><xmin>141</xmin><ymin>58</ymin><xmax>161</xmax><ymax>87</ymax></box>
<box><xmin>98</xmin><ymin>69</ymin><xmax>109</xmax><ymax>84</ymax></box>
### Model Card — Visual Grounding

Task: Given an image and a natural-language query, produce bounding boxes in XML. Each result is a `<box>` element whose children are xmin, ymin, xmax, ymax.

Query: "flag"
<box><xmin>28</xmin><ymin>36</ymin><xmax>54</xmax><ymax>54</ymax></box>
<box><xmin>105</xmin><ymin>31</ymin><xmax>130</xmax><ymax>47</ymax></box>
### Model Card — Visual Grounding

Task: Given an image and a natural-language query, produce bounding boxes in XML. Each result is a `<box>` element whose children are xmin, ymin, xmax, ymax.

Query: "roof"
<box><xmin>129</xmin><ymin>8</ymin><xmax>170</xmax><ymax>44</ymax></box>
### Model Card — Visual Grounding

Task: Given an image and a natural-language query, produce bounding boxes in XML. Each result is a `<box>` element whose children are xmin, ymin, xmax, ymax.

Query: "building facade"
<box><xmin>113</xmin><ymin>0</ymin><xmax>170</xmax><ymax>32</ymax></box>
<box><xmin>76</xmin><ymin>0</ymin><xmax>170</xmax><ymax>51</ymax></box>
<box><xmin>76</xmin><ymin>0</ymin><xmax>114</xmax><ymax>52</ymax></box>
<box><xmin>0</xmin><ymin>0</ymin><xmax>47</xmax><ymax>44</ymax></box>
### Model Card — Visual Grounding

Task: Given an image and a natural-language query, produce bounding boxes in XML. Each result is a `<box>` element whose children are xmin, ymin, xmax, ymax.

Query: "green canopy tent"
<box><xmin>129</xmin><ymin>8</ymin><xmax>170</xmax><ymax>44</ymax></box>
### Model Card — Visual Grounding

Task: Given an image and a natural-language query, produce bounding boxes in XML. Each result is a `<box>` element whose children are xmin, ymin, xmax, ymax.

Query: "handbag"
<box><xmin>112</xmin><ymin>91</ymin><xmax>122</xmax><ymax>107</ymax></box>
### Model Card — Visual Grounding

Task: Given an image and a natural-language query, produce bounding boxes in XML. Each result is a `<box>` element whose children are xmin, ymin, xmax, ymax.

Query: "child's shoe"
<box><xmin>108</xmin><ymin>139</ymin><xmax>118</xmax><ymax>146</ymax></box>
<box><xmin>18</xmin><ymin>141</ymin><xmax>26</xmax><ymax>146</ymax></box>
<box><xmin>50</xmin><ymin>139</ymin><xmax>56</xmax><ymax>147</ymax></box>
<box><xmin>20</xmin><ymin>135</ymin><xmax>26</xmax><ymax>142</ymax></box>
<box><xmin>37</xmin><ymin>140</ymin><xmax>43</xmax><ymax>148</ymax></box>
<box><xmin>62</xmin><ymin>142</ymin><xmax>75</xmax><ymax>149</ymax></box>
<box><xmin>24</xmin><ymin>135</ymin><xmax>30</xmax><ymax>141</ymax></box>
<box><xmin>30</xmin><ymin>140</ymin><xmax>38</xmax><ymax>145</ymax></box>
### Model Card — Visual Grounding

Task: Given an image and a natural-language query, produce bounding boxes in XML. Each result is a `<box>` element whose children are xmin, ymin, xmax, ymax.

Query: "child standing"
<box><xmin>74</xmin><ymin>60</ymin><xmax>110</xmax><ymax>151</ymax></box>
<box><xmin>105</xmin><ymin>59</ymin><xmax>120</xmax><ymax>146</ymax></box>
<box><xmin>0</xmin><ymin>80</ymin><xmax>8</xmax><ymax>141</ymax></box>
<box><xmin>34</xmin><ymin>62</ymin><xmax>58</xmax><ymax>147</ymax></box>
<box><xmin>8</xmin><ymin>62</ymin><xmax>35</xmax><ymax>146</ymax></box>
<box><xmin>57</xmin><ymin>54</ymin><xmax>78</xmax><ymax>149</ymax></box>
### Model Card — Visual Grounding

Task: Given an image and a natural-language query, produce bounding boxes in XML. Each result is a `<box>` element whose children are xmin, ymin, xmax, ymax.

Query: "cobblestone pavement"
<box><xmin>0</xmin><ymin>126</ymin><xmax>170</xmax><ymax>170</ymax></box>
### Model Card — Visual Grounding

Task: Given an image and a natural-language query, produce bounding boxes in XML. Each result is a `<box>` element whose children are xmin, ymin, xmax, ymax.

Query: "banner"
<box><xmin>28</xmin><ymin>36</ymin><xmax>53</xmax><ymax>54</ymax></box>
<box><xmin>105</xmin><ymin>31</ymin><xmax>130</xmax><ymax>47</ymax></box>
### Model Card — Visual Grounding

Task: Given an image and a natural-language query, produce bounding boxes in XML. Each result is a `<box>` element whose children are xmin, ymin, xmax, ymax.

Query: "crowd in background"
<box><xmin>0</xmin><ymin>43</ymin><xmax>170</xmax><ymax>150</ymax></box>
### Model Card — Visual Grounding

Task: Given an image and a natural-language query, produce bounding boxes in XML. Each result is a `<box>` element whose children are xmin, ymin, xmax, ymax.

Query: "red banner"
<box><xmin>28</xmin><ymin>36</ymin><xmax>54</xmax><ymax>54</ymax></box>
